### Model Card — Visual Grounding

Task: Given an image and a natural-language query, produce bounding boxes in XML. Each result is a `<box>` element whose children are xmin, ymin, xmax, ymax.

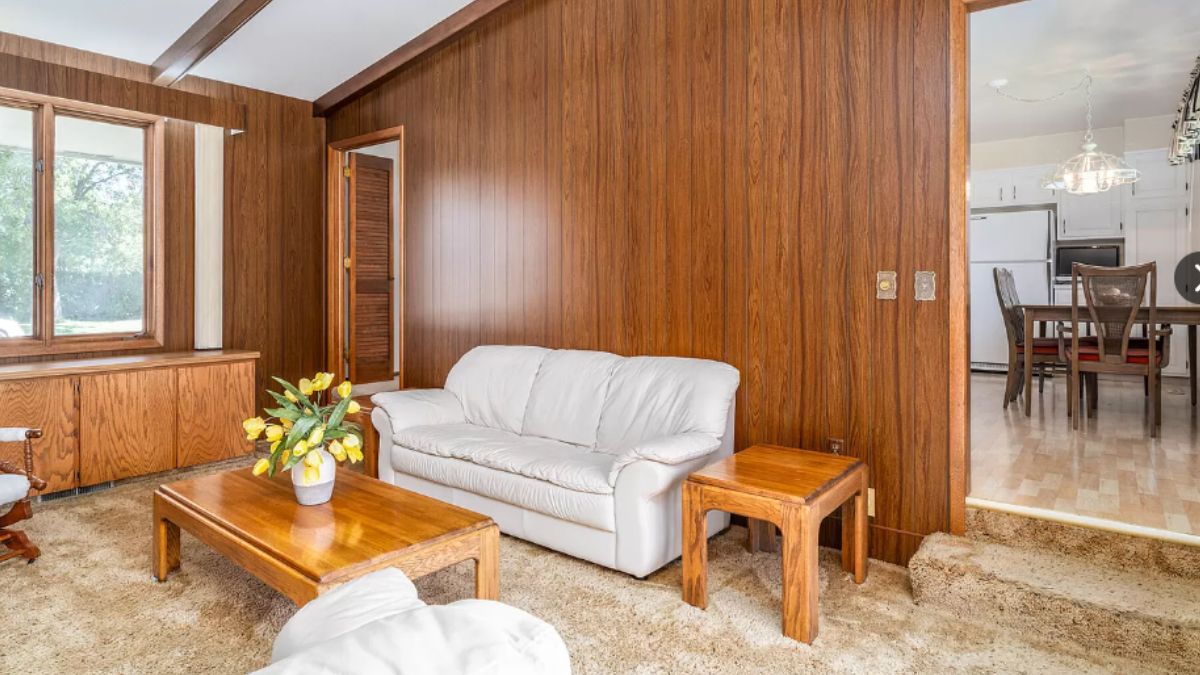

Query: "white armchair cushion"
<box><xmin>595</xmin><ymin>356</ymin><xmax>739</xmax><ymax>450</ymax></box>
<box><xmin>445</xmin><ymin>346</ymin><xmax>548</xmax><ymax>434</ymax></box>
<box><xmin>396</xmin><ymin>423</ymin><xmax>616</xmax><ymax>495</ymax></box>
<box><xmin>0</xmin><ymin>474</ymin><xmax>29</xmax><ymax>505</ymax></box>
<box><xmin>371</xmin><ymin>389</ymin><xmax>465</xmax><ymax>431</ymax></box>
<box><xmin>521</xmin><ymin>349</ymin><xmax>620</xmax><ymax>447</ymax></box>
<box><xmin>606</xmin><ymin>433</ymin><xmax>722</xmax><ymax>483</ymax></box>
<box><xmin>0</xmin><ymin>428</ymin><xmax>30</xmax><ymax>443</ymax></box>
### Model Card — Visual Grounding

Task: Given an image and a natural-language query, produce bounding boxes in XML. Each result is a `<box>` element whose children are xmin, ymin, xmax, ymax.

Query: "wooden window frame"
<box><xmin>0</xmin><ymin>88</ymin><xmax>165</xmax><ymax>358</ymax></box>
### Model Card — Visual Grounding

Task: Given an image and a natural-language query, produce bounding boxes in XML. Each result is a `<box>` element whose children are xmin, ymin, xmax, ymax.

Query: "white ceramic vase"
<box><xmin>291</xmin><ymin>448</ymin><xmax>337</xmax><ymax>506</ymax></box>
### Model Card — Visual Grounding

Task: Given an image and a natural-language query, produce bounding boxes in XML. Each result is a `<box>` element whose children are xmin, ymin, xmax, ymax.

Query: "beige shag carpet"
<box><xmin>3</xmin><ymin>462</ymin><xmax>1156</xmax><ymax>674</ymax></box>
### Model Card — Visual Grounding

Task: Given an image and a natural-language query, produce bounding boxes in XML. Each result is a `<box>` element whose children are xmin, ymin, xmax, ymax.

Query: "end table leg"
<box><xmin>681</xmin><ymin>481</ymin><xmax>708</xmax><ymax>609</ymax></box>
<box><xmin>852</xmin><ymin>477</ymin><xmax>868</xmax><ymax>583</ymax></box>
<box><xmin>475</xmin><ymin>525</ymin><xmax>500</xmax><ymax>600</ymax></box>
<box><xmin>840</xmin><ymin>501</ymin><xmax>854</xmax><ymax>574</ymax></box>
<box><xmin>748</xmin><ymin>518</ymin><xmax>779</xmax><ymax>553</ymax></box>
<box><xmin>782</xmin><ymin>503</ymin><xmax>819</xmax><ymax>644</ymax></box>
<box><xmin>153</xmin><ymin>498</ymin><xmax>180</xmax><ymax>582</ymax></box>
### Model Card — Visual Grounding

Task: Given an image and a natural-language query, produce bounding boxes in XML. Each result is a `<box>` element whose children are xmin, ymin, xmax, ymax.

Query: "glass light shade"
<box><xmin>1041</xmin><ymin>142</ymin><xmax>1140</xmax><ymax>195</ymax></box>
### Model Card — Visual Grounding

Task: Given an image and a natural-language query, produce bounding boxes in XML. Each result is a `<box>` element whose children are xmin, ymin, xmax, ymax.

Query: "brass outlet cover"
<box><xmin>915</xmin><ymin>270</ymin><xmax>936</xmax><ymax>301</ymax></box>
<box><xmin>876</xmin><ymin>271</ymin><xmax>897</xmax><ymax>300</ymax></box>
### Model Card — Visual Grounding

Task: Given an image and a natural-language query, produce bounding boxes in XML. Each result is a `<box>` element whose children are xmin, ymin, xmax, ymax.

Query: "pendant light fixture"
<box><xmin>990</xmin><ymin>73</ymin><xmax>1141</xmax><ymax>195</ymax></box>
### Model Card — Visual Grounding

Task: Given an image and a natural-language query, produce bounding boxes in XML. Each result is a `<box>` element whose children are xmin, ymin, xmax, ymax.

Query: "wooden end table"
<box><xmin>681</xmin><ymin>444</ymin><xmax>868</xmax><ymax>644</ymax></box>
<box><xmin>153</xmin><ymin>467</ymin><xmax>498</xmax><ymax>605</ymax></box>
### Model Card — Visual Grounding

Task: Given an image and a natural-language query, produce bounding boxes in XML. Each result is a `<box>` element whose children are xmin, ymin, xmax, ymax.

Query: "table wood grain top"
<box><xmin>156</xmin><ymin>467</ymin><xmax>491</xmax><ymax>584</ymax></box>
<box><xmin>687</xmin><ymin>444</ymin><xmax>864</xmax><ymax>504</ymax></box>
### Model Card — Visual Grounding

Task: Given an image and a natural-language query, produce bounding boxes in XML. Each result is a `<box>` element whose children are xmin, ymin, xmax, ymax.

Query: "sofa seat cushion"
<box><xmin>395</xmin><ymin>423</ymin><xmax>616</xmax><ymax>495</ymax></box>
<box><xmin>391</xmin><ymin>446</ymin><xmax>615</xmax><ymax>531</ymax></box>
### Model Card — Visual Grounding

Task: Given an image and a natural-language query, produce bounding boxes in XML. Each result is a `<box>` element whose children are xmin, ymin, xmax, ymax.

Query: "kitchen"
<box><xmin>967</xmin><ymin>0</ymin><xmax>1200</xmax><ymax>542</ymax></box>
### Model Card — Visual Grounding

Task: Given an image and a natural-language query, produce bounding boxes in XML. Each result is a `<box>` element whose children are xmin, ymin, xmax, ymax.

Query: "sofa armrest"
<box><xmin>607</xmin><ymin>433</ymin><xmax>722</xmax><ymax>486</ymax></box>
<box><xmin>370</xmin><ymin>389</ymin><xmax>465</xmax><ymax>432</ymax></box>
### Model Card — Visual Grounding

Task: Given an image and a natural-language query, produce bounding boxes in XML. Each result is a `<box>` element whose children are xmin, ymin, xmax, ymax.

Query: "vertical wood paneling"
<box><xmin>327</xmin><ymin>0</ymin><xmax>953</xmax><ymax>564</ymax></box>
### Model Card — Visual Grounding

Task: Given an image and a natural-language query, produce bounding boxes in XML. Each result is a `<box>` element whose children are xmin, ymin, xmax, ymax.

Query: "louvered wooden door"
<box><xmin>347</xmin><ymin>153</ymin><xmax>395</xmax><ymax>384</ymax></box>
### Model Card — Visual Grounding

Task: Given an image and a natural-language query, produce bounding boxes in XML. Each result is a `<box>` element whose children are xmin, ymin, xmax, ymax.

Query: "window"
<box><xmin>0</xmin><ymin>93</ymin><xmax>162</xmax><ymax>356</ymax></box>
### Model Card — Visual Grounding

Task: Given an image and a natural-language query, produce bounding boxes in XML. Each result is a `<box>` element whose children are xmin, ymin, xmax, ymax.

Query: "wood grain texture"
<box><xmin>327</xmin><ymin>0</ymin><xmax>953</xmax><ymax>565</ymax></box>
<box><xmin>0</xmin><ymin>350</ymin><xmax>259</xmax><ymax>382</ymax></box>
<box><xmin>0</xmin><ymin>36</ymin><xmax>327</xmax><ymax>412</ymax></box>
<box><xmin>78</xmin><ymin>368</ymin><xmax>177</xmax><ymax>485</ymax></box>
<box><xmin>348</xmin><ymin>153</ymin><xmax>394</xmax><ymax>383</ymax></box>
<box><xmin>150</xmin><ymin>0</ymin><xmax>276</xmax><ymax>86</ymax></box>
<box><xmin>0</xmin><ymin>377</ymin><xmax>77</xmax><ymax>492</ymax></box>
<box><xmin>175</xmin><ymin>361</ymin><xmax>255</xmax><ymax>468</ymax></box>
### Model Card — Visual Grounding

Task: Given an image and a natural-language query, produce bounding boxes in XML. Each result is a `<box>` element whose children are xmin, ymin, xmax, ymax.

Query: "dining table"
<box><xmin>1018</xmin><ymin>304</ymin><xmax>1200</xmax><ymax>416</ymax></box>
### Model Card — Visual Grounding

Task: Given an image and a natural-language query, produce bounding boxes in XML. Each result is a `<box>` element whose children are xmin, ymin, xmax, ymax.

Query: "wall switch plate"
<box><xmin>828</xmin><ymin>438</ymin><xmax>844</xmax><ymax>455</ymax></box>
<box><xmin>915</xmin><ymin>271</ymin><xmax>936</xmax><ymax>301</ymax></box>
<box><xmin>867</xmin><ymin>488</ymin><xmax>876</xmax><ymax>518</ymax></box>
<box><xmin>876</xmin><ymin>271</ymin><xmax>897</xmax><ymax>300</ymax></box>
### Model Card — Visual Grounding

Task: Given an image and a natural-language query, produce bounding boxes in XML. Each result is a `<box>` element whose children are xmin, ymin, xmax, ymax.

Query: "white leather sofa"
<box><xmin>371</xmin><ymin>346</ymin><xmax>739</xmax><ymax>578</ymax></box>
<box><xmin>259</xmin><ymin>567</ymin><xmax>569</xmax><ymax>674</ymax></box>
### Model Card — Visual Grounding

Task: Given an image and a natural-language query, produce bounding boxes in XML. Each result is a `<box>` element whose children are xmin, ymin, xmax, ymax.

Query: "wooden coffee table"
<box><xmin>681</xmin><ymin>445</ymin><xmax>868</xmax><ymax>644</ymax></box>
<box><xmin>153</xmin><ymin>467</ymin><xmax>498</xmax><ymax>605</ymax></box>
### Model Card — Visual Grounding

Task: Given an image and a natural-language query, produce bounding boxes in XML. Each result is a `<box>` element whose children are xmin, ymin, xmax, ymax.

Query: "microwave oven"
<box><xmin>1055</xmin><ymin>244</ymin><xmax>1122</xmax><ymax>280</ymax></box>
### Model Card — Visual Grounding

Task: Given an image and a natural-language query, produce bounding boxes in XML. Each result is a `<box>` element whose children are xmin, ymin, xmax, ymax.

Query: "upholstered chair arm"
<box><xmin>606</xmin><ymin>433</ymin><xmax>722</xmax><ymax>486</ymax></box>
<box><xmin>370</xmin><ymin>389</ymin><xmax>465</xmax><ymax>432</ymax></box>
<box><xmin>0</xmin><ymin>428</ymin><xmax>44</xmax><ymax>490</ymax></box>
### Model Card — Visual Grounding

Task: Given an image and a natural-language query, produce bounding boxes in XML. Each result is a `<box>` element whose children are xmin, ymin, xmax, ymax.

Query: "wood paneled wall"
<box><xmin>0</xmin><ymin>35</ymin><xmax>326</xmax><ymax>408</ymax></box>
<box><xmin>329</xmin><ymin>0</ymin><xmax>952</xmax><ymax>564</ymax></box>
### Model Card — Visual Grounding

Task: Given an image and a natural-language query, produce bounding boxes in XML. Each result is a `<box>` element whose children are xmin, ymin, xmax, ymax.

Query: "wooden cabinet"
<box><xmin>79</xmin><ymin>368</ymin><xmax>178</xmax><ymax>486</ymax></box>
<box><xmin>176</xmin><ymin>361</ymin><xmax>255</xmax><ymax>468</ymax></box>
<box><xmin>0</xmin><ymin>377</ymin><xmax>77</xmax><ymax>493</ymax></box>
<box><xmin>0</xmin><ymin>350</ymin><xmax>257</xmax><ymax>493</ymax></box>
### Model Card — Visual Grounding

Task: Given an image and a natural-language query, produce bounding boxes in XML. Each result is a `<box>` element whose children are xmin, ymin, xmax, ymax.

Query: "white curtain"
<box><xmin>194</xmin><ymin>124</ymin><xmax>224</xmax><ymax>350</ymax></box>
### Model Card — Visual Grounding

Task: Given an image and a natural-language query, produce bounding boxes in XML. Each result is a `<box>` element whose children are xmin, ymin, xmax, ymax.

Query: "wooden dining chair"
<box><xmin>0</xmin><ymin>428</ymin><xmax>46</xmax><ymax>564</ymax></box>
<box><xmin>1060</xmin><ymin>262</ymin><xmax>1171</xmax><ymax>436</ymax></box>
<box><xmin>994</xmin><ymin>267</ymin><xmax>1062</xmax><ymax>408</ymax></box>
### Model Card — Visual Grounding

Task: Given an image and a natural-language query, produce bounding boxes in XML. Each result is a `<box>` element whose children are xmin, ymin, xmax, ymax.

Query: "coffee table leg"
<box><xmin>153</xmin><ymin>495</ymin><xmax>180</xmax><ymax>582</ymax></box>
<box><xmin>475</xmin><ymin>525</ymin><xmax>500</xmax><ymax>600</ymax></box>
<box><xmin>782</xmin><ymin>503</ymin><xmax>818</xmax><ymax>644</ymax></box>
<box><xmin>681</xmin><ymin>481</ymin><xmax>708</xmax><ymax>609</ymax></box>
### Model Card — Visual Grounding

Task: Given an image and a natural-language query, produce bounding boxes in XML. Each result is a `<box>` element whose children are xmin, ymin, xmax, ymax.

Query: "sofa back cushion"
<box><xmin>595</xmin><ymin>356</ymin><xmax>740</xmax><ymax>451</ymax></box>
<box><xmin>521</xmin><ymin>350</ymin><xmax>622</xmax><ymax>447</ymax></box>
<box><xmin>445</xmin><ymin>345</ymin><xmax>549</xmax><ymax>434</ymax></box>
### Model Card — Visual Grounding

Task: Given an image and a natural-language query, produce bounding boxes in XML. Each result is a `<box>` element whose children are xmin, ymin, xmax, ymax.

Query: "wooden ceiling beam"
<box><xmin>313</xmin><ymin>0</ymin><xmax>514</xmax><ymax>116</ymax></box>
<box><xmin>151</xmin><ymin>0</ymin><xmax>275</xmax><ymax>87</ymax></box>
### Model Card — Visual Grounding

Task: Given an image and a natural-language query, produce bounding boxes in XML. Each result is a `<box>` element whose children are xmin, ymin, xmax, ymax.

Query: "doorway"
<box><xmin>326</xmin><ymin>126</ymin><xmax>405</xmax><ymax>393</ymax></box>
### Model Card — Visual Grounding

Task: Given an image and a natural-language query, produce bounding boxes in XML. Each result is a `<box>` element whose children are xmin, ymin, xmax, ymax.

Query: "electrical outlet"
<box><xmin>828</xmin><ymin>438</ymin><xmax>844</xmax><ymax>455</ymax></box>
<box><xmin>867</xmin><ymin>488</ymin><xmax>876</xmax><ymax>518</ymax></box>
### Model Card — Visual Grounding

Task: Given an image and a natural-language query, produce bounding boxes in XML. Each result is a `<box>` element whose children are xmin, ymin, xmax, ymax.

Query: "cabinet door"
<box><xmin>1126</xmin><ymin>198</ymin><xmax>1191</xmax><ymax>376</ymax></box>
<box><xmin>0</xmin><ymin>377</ymin><xmax>78</xmax><ymax>493</ymax></box>
<box><xmin>970</xmin><ymin>169</ymin><xmax>1009</xmax><ymax>208</ymax></box>
<box><xmin>79</xmin><ymin>368</ymin><xmax>176</xmax><ymax>485</ymax></box>
<box><xmin>1058</xmin><ymin>187</ymin><xmax>1124</xmax><ymax>239</ymax></box>
<box><xmin>1009</xmin><ymin>164</ymin><xmax>1057</xmax><ymax>206</ymax></box>
<box><xmin>1127</xmin><ymin>149</ymin><xmax>1191</xmax><ymax>200</ymax></box>
<box><xmin>176</xmin><ymin>361</ymin><xmax>255</xmax><ymax>468</ymax></box>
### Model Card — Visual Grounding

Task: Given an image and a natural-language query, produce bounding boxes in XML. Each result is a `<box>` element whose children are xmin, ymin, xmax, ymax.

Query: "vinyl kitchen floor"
<box><xmin>971</xmin><ymin>372</ymin><xmax>1200</xmax><ymax>537</ymax></box>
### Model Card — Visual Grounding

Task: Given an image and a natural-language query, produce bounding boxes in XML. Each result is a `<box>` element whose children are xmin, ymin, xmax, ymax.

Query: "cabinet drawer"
<box><xmin>79</xmin><ymin>368</ymin><xmax>177</xmax><ymax>486</ymax></box>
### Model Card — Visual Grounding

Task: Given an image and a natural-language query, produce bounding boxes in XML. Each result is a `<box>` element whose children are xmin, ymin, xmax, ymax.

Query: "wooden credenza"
<box><xmin>0</xmin><ymin>350</ymin><xmax>259</xmax><ymax>493</ymax></box>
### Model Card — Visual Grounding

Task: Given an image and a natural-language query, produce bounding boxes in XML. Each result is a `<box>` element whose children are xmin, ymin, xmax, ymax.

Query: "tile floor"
<box><xmin>971</xmin><ymin>371</ymin><xmax>1200</xmax><ymax>536</ymax></box>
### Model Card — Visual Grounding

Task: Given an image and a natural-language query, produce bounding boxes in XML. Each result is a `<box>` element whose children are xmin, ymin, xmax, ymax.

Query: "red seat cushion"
<box><xmin>1016</xmin><ymin>338</ymin><xmax>1060</xmax><ymax>355</ymax></box>
<box><xmin>1067</xmin><ymin>339</ymin><xmax>1165</xmax><ymax>365</ymax></box>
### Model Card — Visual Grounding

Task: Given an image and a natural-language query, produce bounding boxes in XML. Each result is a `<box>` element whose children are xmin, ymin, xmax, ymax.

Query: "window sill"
<box><xmin>0</xmin><ymin>335</ymin><xmax>164</xmax><ymax>359</ymax></box>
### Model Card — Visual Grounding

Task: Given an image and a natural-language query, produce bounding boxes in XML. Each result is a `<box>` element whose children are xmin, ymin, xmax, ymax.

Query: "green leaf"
<box><xmin>267</xmin><ymin>390</ymin><xmax>300</xmax><ymax>410</ymax></box>
<box><xmin>326</xmin><ymin>395</ymin><xmax>353</xmax><ymax>430</ymax></box>
<box><xmin>285</xmin><ymin>415</ymin><xmax>319</xmax><ymax>451</ymax></box>
<box><xmin>272</xmin><ymin>376</ymin><xmax>316</xmax><ymax>411</ymax></box>
<box><xmin>264</xmin><ymin>406</ymin><xmax>300</xmax><ymax>421</ymax></box>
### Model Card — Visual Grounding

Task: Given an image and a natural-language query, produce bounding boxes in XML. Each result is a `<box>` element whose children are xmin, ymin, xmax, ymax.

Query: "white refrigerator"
<box><xmin>969</xmin><ymin>209</ymin><xmax>1053</xmax><ymax>371</ymax></box>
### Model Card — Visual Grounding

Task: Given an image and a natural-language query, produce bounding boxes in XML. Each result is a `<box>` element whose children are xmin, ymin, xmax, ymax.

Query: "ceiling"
<box><xmin>971</xmin><ymin>0</ymin><xmax>1200</xmax><ymax>143</ymax></box>
<box><xmin>0</xmin><ymin>0</ymin><xmax>474</xmax><ymax>101</ymax></box>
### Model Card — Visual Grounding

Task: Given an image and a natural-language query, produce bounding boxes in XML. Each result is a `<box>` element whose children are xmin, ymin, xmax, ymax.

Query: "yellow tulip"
<box><xmin>284</xmin><ymin>389</ymin><xmax>298</xmax><ymax>403</ymax></box>
<box><xmin>314</xmin><ymin>372</ymin><xmax>335</xmax><ymax>391</ymax></box>
<box><xmin>252</xmin><ymin>458</ymin><xmax>270</xmax><ymax>476</ymax></box>
<box><xmin>329</xmin><ymin>440</ymin><xmax>347</xmax><ymax>461</ymax></box>
<box><xmin>242</xmin><ymin>417</ymin><xmax>266</xmax><ymax>440</ymax></box>
<box><xmin>270</xmin><ymin>440</ymin><xmax>281</xmax><ymax>454</ymax></box>
<box><xmin>347</xmin><ymin>444</ymin><xmax>364</xmax><ymax>464</ymax></box>
<box><xmin>308</xmin><ymin>425</ymin><xmax>326</xmax><ymax>446</ymax></box>
<box><xmin>343</xmin><ymin>434</ymin><xmax>361</xmax><ymax>450</ymax></box>
<box><xmin>282</xmin><ymin>418</ymin><xmax>294</xmax><ymax>430</ymax></box>
<box><xmin>292</xmin><ymin>439</ymin><xmax>309</xmax><ymax>457</ymax></box>
<box><xmin>303</xmin><ymin>466</ymin><xmax>319</xmax><ymax>485</ymax></box>
<box><xmin>347</xmin><ymin>400</ymin><xmax>361</xmax><ymax>414</ymax></box>
<box><xmin>265</xmin><ymin>425</ymin><xmax>284</xmax><ymax>442</ymax></box>
<box><xmin>299</xmin><ymin>378</ymin><xmax>314</xmax><ymax>396</ymax></box>
<box><xmin>303</xmin><ymin>449</ymin><xmax>323</xmax><ymax>468</ymax></box>
<box><xmin>337</xmin><ymin>380</ymin><xmax>353</xmax><ymax>399</ymax></box>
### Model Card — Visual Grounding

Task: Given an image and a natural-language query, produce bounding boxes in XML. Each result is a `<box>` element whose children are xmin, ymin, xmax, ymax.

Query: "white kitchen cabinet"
<box><xmin>1058</xmin><ymin>186</ymin><xmax>1125</xmax><ymax>240</ymax></box>
<box><xmin>1127</xmin><ymin>148</ymin><xmax>1192</xmax><ymax>200</ymax></box>
<box><xmin>1125</xmin><ymin>196</ymin><xmax>1191</xmax><ymax>376</ymax></box>
<box><xmin>970</xmin><ymin>165</ymin><xmax>1057</xmax><ymax>209</ymax></box>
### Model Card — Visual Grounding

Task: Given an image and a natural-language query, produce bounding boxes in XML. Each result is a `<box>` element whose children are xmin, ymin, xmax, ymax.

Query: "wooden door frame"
<box><xmin>948</xmin><ymin>0</ymin><xmax>1026</xmax><ymax>535</ymax></box>
<box><xmin>326</xmin><ymin>126</ymin><xmax>405</xmax><ymax>388</ymax></box>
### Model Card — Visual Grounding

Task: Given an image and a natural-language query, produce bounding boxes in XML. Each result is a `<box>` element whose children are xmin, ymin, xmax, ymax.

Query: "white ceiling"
<box><xmin>0</xmin><ymin>0</ymin><xmax>474</xmax><ymax>101</ymax></box>
<box><xmin>971</xmin><ymin>0</ymin><xmax>1200</xmax><ymax>142</ymax></box>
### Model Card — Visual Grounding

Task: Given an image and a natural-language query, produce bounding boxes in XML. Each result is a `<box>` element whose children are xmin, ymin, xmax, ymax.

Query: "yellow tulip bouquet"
<box><xmin>242</xmin><ymin>372</ymin><xmax>365</xmax><ymax>486</ymax></box>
